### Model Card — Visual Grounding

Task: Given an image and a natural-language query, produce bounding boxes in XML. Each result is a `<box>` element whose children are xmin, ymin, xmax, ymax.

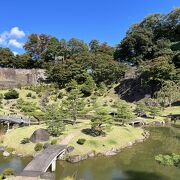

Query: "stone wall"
<box><xmin>0</xmin><ymin>68</ymin><xmax>46</xmax><ymax>88</ymax></box>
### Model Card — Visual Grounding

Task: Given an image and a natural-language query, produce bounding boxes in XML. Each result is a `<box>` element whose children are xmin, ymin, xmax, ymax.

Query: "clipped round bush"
<box><xmin>4</xmin><ymin>89</ymin><xmax>19</xmax><ymax>100</ymax></box>
<box><xmin>2</xmin><ymin>168</ymin><xmax>14</xmax><ymax>176</ymax></box>
<box><xmin>51</xmin><ymin>139</ymin><xmax>57</xmax><ymax>145</ymax></box>
<box><xmin>77</xmin><ymin>138</ymin><xmax>86</xmax><ymax>145</ymax></box>
<box><xmin>26</xmin><ymin>92</ymin><xmax>32</xmax><ymax>97</ymax></box>
<box><xmin>21</xmin><ymin>138</ymin><xmax>30</xmax><ymax>144</ymax></box>
<box><xmin>34</xmin><ymin>143</ymin><xmax>43</xmax><ymax>151</ymax></box>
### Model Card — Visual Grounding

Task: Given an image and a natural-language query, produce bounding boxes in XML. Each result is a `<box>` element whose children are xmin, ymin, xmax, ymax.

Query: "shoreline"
<box><xmin>66</xmin><ymin>130</ymin><xmax>150</xmax><ymax>163</ymax></box>
<box><xmin>1</xmin><ymin>129</ymin><xmax>150</xmax><ymax>163</ymax></box>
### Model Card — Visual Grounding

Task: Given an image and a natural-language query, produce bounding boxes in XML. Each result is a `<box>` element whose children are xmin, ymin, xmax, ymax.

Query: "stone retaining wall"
<box><xmin>0</xmin><ymin>68</ymin><xmax>46</xmax><ymax>88</ymax></box>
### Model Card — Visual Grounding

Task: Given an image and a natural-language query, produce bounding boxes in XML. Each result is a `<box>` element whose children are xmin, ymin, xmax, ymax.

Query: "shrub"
<box><xmin>26</xmin><ymin>92</ymin><xmax>32</xmax><ymax>97</ymax></box>
<box><xmin>6</xmin><ymin>147</ymin><xmax>15</xmax><ymax>153</ymax></box>
<box><xmin>77</xmin><ymin>138</ymin><xmax>86</xmax><ymax>145</ymax></box>
<box><xmin>51</xmin><ymin>139</ymin><xmax>57</xmax><ymax>145</ymax></box>
<box><xmin>57</xmin><ymin>92</ymin><xmax>64</xmax><ymax>99</ymax></box>
<box><xmin>32</xmin><ymin>95</ymin><xmax>36</xmax><ymax>99</ymax></box>
<box><xmin>155</xmin><ymin>153</ymin><xmax>180</xmax><ymax>167</ymax></box>
<box><xmin>2</xmin><ymin>168</ymin><xmax>14</xmax><ymax>176</ymax></box>
<box><xmin>4</xmin><ymin>90</ymin><xmax>19</xmax><ymax>100</ymax></box>
<box><xmin>21</xmin><ymin>138</ymin><xmax>30</xmax><ymax>144</ymax></box>
<box><xmin>34</xmin><ymin>143</ymin><xmax>43</xmax><ymax>151</ymax></box>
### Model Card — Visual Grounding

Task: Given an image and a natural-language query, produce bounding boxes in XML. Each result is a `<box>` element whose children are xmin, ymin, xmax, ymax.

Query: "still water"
<box><xmin>0</xmin><ymin>125</ymin><xmax>180</xmax><ymax>180</ymax></box>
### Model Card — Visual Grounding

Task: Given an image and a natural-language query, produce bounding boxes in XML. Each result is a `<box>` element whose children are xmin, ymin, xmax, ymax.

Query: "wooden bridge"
<box><xmin>17</xmin><ymin>145</ymin><xmax>66</xmax><ymax>179</ymax></box>
<box><xmin>128</xmin><ymin>119</ymin><xmax>147</xmax><ymax>126</ymax></box>
<box><xmin>0</xmin><ymin>115</ymin><xmax>31</xmax><ymax>125</ymax></box>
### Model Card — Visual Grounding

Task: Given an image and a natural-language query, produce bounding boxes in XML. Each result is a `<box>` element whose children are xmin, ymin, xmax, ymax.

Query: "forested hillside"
<box><xmin>0</xmin><ymin>8</ymin><xmax>179</xmax><ymax>103</ymax></box>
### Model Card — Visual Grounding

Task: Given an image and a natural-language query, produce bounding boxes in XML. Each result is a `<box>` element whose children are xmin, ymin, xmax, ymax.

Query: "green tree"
<box><xmin>0</xmin><ymin>47</ymin><xmax>15</xmax><ymax>67</ymax></box>
<box><xmin>24</xmin><ymin>33</ymin><xmax>51</xmax><ymax>61</ymax></box>
<box><xmin>115</xmin><ymin>102</ymin><xmax>134</xmax><ymax>125</ymax></box>
<box><xmin>91</xmin><ymin>108</ymin><xmax>112</xmax><ymax>135</ymax></box>
<box><xmin>43</xmin><ymin>37</ymin><xmax>61</xmax><ymax>62</ymax></box>
<box><xmin>67</xmin><ymin>38</ymin><xmax>89</xmax><ymax>58</ymax></box>
<box><xmin>156</xmin><ymin>81</ymin><xmax>180</xmax><ymax>107</ymax></box>
<box><xmin>149</xmin><ymin>106</ymin><xmax>161</xmax><ymax>119</ymax></box>
<box><xmin>45</xmin><ymin>104</ymin><xmax>65</xmax><ymax>136</ymax></box>
<box><xmin>14</xmin><ymin>53</ymin><xmax>33</xmax><ymax>68</ymax></box>
<box><xmin>63</xmin><ymin>86</ymin><xmax>84</xmax><ymax>124</ymax></box>
<box><xmin>135</xmin><ymin>102</ymin><xmax>149</xmax><ymax>117</ymax></box>
<box><xmin>89</xmin><ymin>39</ymin><xmax>100</xmax><ymax>54</ymax></box>
<box><xmin>81</xmin><ymin>75</ymin><xmax>96</xmax><ymax>96</ymax></box>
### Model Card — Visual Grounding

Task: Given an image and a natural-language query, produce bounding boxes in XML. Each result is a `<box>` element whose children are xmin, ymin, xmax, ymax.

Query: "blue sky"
<box><xmin>0</xmin><ymin>0</ymin><xmax>179</xmax><ymax>54</ymax></box>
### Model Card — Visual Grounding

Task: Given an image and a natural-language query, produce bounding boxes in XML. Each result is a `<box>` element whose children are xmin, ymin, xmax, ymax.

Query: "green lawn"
<box><xmin>2</xmin><ymin>125</ymin><xmax>46</xmax><ymax>156</ymax></box>
<box><xmin>67</xmin><ymin>124</ymin><xmax>144</xmax><ymax>156</ymax></box>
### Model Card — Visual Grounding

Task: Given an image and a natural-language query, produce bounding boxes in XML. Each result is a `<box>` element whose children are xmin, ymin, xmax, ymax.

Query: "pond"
<box><xmin>0</xmin><ymin>125</ymin><xmax>180</xmax><ymax>180</ymax></box>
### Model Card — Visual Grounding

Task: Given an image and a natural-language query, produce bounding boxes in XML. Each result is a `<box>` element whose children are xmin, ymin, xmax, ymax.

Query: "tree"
<box><xmin>114</xmin><ymin>8</ymin><xmax>180</xmax><ymax>64</ymax></box>
<box><xmin>156</xmin><ymin>81</ymin><xmax>180</xmax><ymax>107</ymax></box>
<box><xmin>135</xmin><ymin>102</ymin><xmax>149</xmax><ymax>117</ymax></box>
<box><xmin>115</xmin><ymin>102</ymin><xmax>134</xmax><ymax>125</ymax></box>
<box><xmin>63</xmin><ymin>86</ymin><xmax>84</xmax><ymax>124</ymax></box>
<box><xmin>139</xmin><ymin>56</ymin><xmax>177</xmax><ymax>94</ymax></box>
<box><xmin>67</xmin><ymin>38</ymin><xmax>89</xmax><ymax>58</ymax></box>
<box><xmin>45</xmin><ymin>104</ymin><xmax>65</xmax><ymax>136</ymax></box>
<box><xmin>91</xmin><ymin>108</ymin><xmax>112</xmax><ymax>135</ymax></box>
<box><xmin>81</xmin><ymin>75</ymin><xmax>96</xmax><ymax>96</ymax></box>
<box><xmin>43</xmin><ymin>37</ymin><xmax>61</xmax><ymax>62</ymax></box>
<box><xmin>89</xmin><ymin>39</ymin><xmax>100</xmax><ymax>54</ymax></box>
<box><xmin>149</xmin><ymin>106</ymin><xmax>161</xmax><ymax>119</ymax></box>
<box><xmin>14</xmin><ymin>53</ymin><xmax>33</xmax><ymax>68</ymax></box>
<box><xmin>24</xmin><ymin>33</ymin><xmax>51</xmax><ymax>61</ymax></box>
<box><xmin>0</xmin><ymin>48</ymin><xmax>15</xmax><ymax>67</ymax></box>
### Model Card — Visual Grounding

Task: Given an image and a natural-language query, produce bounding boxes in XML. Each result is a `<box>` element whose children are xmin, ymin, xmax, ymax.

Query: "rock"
<box><xmin>127</xmin><ymin>142</ymin><xmax>133</xmax><ymax>147</ymax></box>
<box><xmin>3</xmin><ymin>151</ymin><xmax>10</xmax><ymax>157</ymax></box>
<box><xmin>67</xmin><ymin>146</ymin><xmax>75</xmax><ymax>153</ymax></box>
<box><xmin>67</xmin><ymin>155</ymin><xmax>82</xmax><ymax>163</ymax></box>
<box><xmin>11</xmin><ymin>151</ymin><xmax>17</xmax><ymax>155</ymax></box>
<box><xmin>104</xmin><ymin>150</ymin><xmax>117</xmax><ymax>156</ymax></box>
<box><xmin>136</xmin><ymin>139</ymin><xmax>144</xmax><ymax>143</ymax></box>
<box><xmin>30</xmin><ymin>128</ymin><xmax>50</xmax><ymax>143</ymax></box>
<box><xmin>0</xmin><ymin>146</ymin><xmax>7</xmax><ymax>151</ymax></box>
<box><xmin>111</xmin><ymin>147</ymin><xmax>120</xmax><ymax>153</ymax></box>
<box><xmin>96</xmin><ymin>152</ymin><xmax>103</xmax><ymax>157</ymax></box>
<box><xmin>87</xmin><ymin>151</ymin><xmax>95</xmax><ymax>158</ymax></box>
<box><xmin>153</xmin><ymin>121</ymin><xmax>161</xmax><ymax>127</ymax></box>
<box><xmin>81</xmin><ymin>154</ymin><xmax>88</xmax><ymax>160</ymax></box>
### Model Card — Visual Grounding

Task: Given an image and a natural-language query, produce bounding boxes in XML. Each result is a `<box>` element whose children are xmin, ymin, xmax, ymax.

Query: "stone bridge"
<box><xmin>0</xmin><ymin>115</ymin><xmax>31</xmax><ymax>125</ymax></box>
<box><xmin>17</xmin><ymin>145</ymin><xmax>67</xmax><ymax>179</ymax></box>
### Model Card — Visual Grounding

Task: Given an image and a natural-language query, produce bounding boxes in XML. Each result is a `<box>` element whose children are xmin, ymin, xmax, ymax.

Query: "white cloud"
<box><xmin>9</xmin><ymin>27</ymin><xmax>25</xmax><ymax>38</ymax></box>
<box><xmin>0</xmin><ymin>32</ymin><xmax>9</xmax><ymax>46</ymax></box>
<box><xmin>13</xmin><ymin>51</ymin><xmax>18</xmax><ymax>55</ymax></box>
<box><xmin>0</xmin><ymin>27</ymin><xmax>25</xmax><ymax>49</ymax></box>
<box><xmin>8</xmin><ymin>39</ymin><xmax>24</xmax><ymax>48</ymax></box>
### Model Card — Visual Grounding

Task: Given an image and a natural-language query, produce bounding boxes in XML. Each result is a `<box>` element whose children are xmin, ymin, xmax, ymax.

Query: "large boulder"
<box><xmin>3</xmin><ymin>151</ymin><xmax>10</xmax><ymax>157</ymax></box>
<box><xmin>30</xmin><ymin>128</ymin><xmax>50</xmax><ymax>143</ymax></box>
